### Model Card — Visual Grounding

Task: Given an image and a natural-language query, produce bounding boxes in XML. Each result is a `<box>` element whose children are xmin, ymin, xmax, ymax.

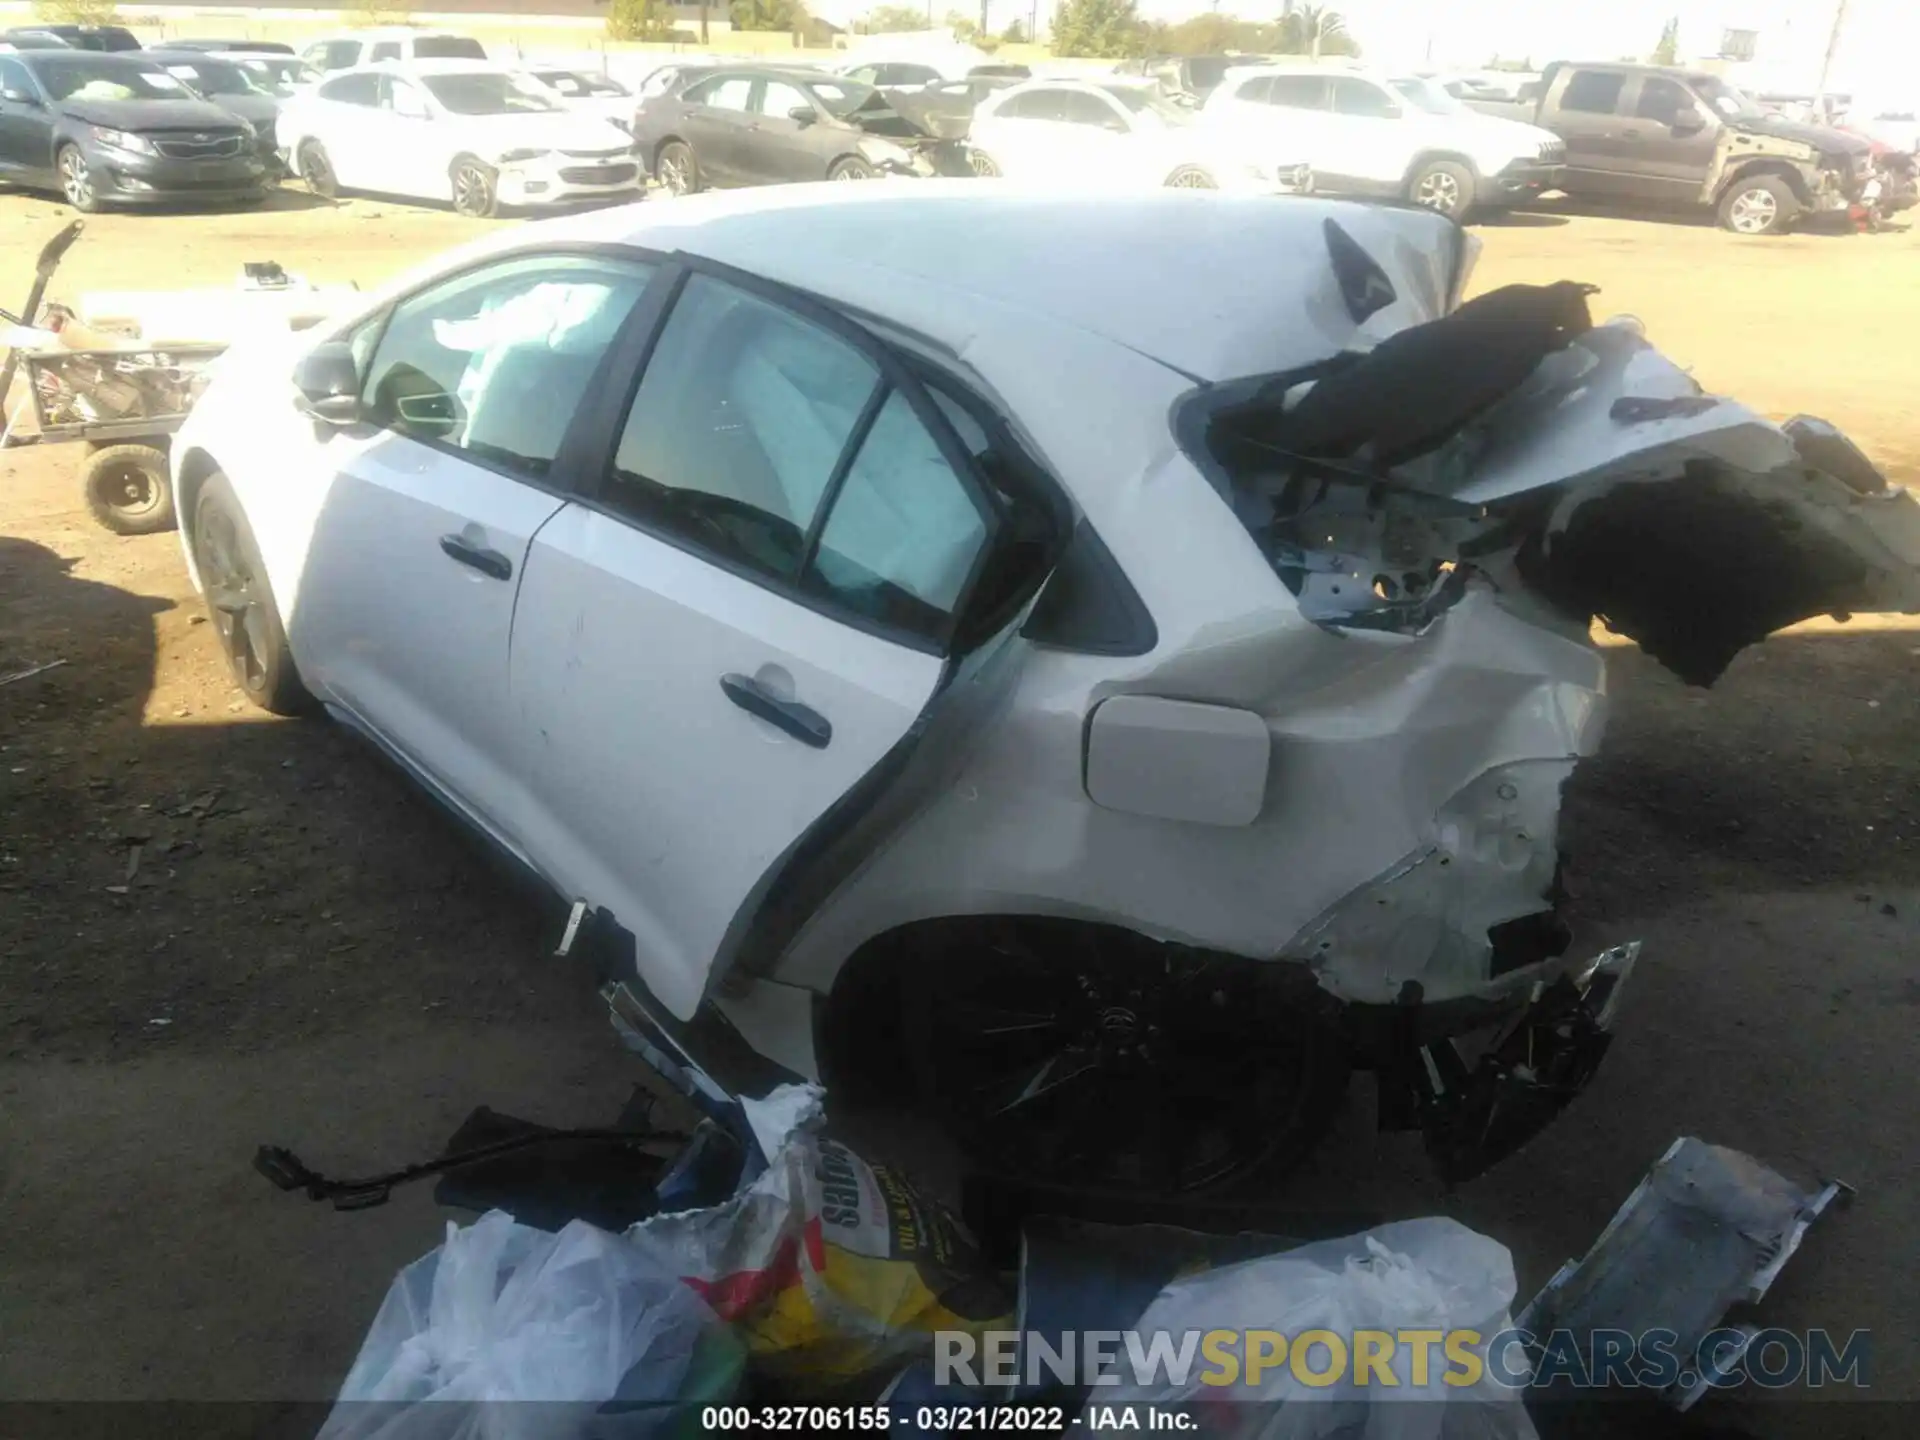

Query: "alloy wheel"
<box><xmin>1728</xmin><ymin>187</ymin><xmax>1778</xmax><ymax>234</ymax></box>
<box><xmin>300</xmin><ymin>145</ymin><xmax>335</xmax><ymax>197</ymax></box>
<box><xmin>59</xmin><ymin>150</ymin><xmax>93</xmax><ymax>210</ymax></box>
<box><xmin>452</xmin><ymin>163</ymin><xmax>494</xmax><ymax>218</ymax></box>
<box><xmin>1416</xmin><ymin>170</ymin><xmax>1462</xmax><ymax>214</ymax></box>
<box><xmin>1166</xmin><ymin>166</ymin><xmax>1218</xmax><ymax>189</ymax></box>
<box><xmin>657</xmin><ymin>147</ymin><xmax>692</xmax><ymax>195</ymax></box>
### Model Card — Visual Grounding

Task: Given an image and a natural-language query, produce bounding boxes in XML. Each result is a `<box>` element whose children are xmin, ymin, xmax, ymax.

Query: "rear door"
<box><xmin>305</xmin><ymin>71</ymin><xmax>383</xmax><ymax>183</ymax></box>
<box><xmin>289</xmin><ymin>251</ymin><xmax>659</xmax><ymax>842</ymax></box>
<box><xmin>509</xmin><ymin>266</ymin><xmax>1006</xmax><ymax>1020</ymax></box>
<box><xmin>1548</xmin><ymin>68</ymin><xmax>1635</xmax><ymax>194</ymax></box>
<box><xmin>676</xmin><ymin>71</ymin><xmax>755</xmax><ymax>184</ymax></box>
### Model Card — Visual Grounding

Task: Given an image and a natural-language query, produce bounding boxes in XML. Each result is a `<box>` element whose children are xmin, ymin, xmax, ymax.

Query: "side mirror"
<box><xmin>787</xmin><ymin>103</ymin><xmax>815</xmax><ymax>125</ymax></box>
<box><xmin>1</xmin><ymin>87</ymin><xmax>40</xmax><ymax>107</ymax></box>
<box><xmin>1672</xmin><ymin>110</ymin><xmax>1706</xmax><ymax>136</ymax></box>
<box><xmin>292</xmin><ymin>341</ymin><xmax>361</xmax><ymax>424</ymax></box>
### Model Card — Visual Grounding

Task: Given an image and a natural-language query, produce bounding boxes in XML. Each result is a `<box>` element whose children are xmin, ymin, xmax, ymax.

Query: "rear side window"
<box><xmin>997</xmin><ymin>88</ymin><xmax>1069</xmax><ymax>122</ymax></box>
<box><xmin>1561</xmin><ymin>70</ymin><xmax>1626</xmax><ymax>115</ymax></box>
<box><xmin>321</xmin><ymin>40</ymin><xmax>362</xmax><ymax>70</ymax></box>
<box><xmin>319</xmin><ymin>71</ymin><xmax>378</xmax><ymax>104</ymax></box>
<box><xmin>1330</xmin><ymin>77</ymin><xmax>1397</xmax><ymax>117</ymax></box>
<box><xmin>684</xmin><ymin>73</ymin><xmax>752</xmax><ymax>111</ymax></box>
<box><xmin>361</xmin><ymin>254</ymin><xmax>656</xmax><ymax>481</ymax></box>
<box><xmin>367</xmin><ymin>41</ymin><xmax>401</xmax><ymax>62</ymax></box>
<box><xmin>1057</xmin><ymin>90</ymin><xmax>1123</xmax><ymax>129</ymax></box>
<box><xmin>1264</xmin><ymin>74</ymin><xmax>1327</xmax><ymax>109</ymax></box>
<box><xmin>413</xmin><ymin>35</ymin><xmax>487</xmax><ymax>59</ymax></box>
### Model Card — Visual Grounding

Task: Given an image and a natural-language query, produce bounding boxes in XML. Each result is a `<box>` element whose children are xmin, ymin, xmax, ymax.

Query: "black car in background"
<box><xmin>160</xmin><ymin>40</ymin><xmax>296</xmax><ymax>56</ymax></box>
<box><xmin>631</xmin><ymin>64</ymin><xmax>966</xmax><ymax>193</ymax></box>
<box><xmin>145</xmin><ymin>49</ymin><xmax>283</xmax><ymax>166</ymax></box>
<box><xmin>0</xmin><ymin>50</ymin><xmax>267</xmax><ymax>210</ymax></box>
<box><xmin>2</xmin><ymin>23</ymin><xmax>142</xmax><ymax>52</ymax></box>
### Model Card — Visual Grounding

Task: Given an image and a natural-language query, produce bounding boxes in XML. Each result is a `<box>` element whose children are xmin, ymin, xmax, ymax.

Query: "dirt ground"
<box><xmin>3</xmin><ymin>187</ymin><xmax>1919</xmax><ymax>1433</ymax></box>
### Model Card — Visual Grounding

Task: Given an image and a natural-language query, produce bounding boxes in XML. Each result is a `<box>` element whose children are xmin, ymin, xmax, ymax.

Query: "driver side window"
<box><xmin>359</xmin><ymin>253</ymin><xmax>657</xmax><ymax>482</ymax></box>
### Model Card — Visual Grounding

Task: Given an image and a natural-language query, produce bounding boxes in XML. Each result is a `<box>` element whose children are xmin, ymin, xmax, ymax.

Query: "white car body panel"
<box><xmin>1203</xmin><ymin>66</ymin><xmax>1560</xmax><ymax>189</ymax></box>
<box><xmin>172</xmin><ymin>185</ymin><xmax>1920</xmax><ymax>1059</ymax></box>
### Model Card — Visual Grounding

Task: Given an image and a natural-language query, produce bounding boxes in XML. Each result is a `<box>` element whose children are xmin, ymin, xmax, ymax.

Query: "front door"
<box><xmin>290</xmin><ymin>250</ymin><xmax>659</xmax><ymax>829</ymax></box>
<box><xmin>1619</xmin><ymin>75</ymin><xmax>1719</xmax><ymax>201</ymax></box>
<box><xmin>0</xmin><ymin>57</ymin><xmax>53</xmax><ymax>183</ymax></box>
<box><xmin>744</xmin><ymin>76</ymin><xmax>828</xmax><ymax>183</ymax></box>
<box><xmin>1325</xmin><ymin>76</ymin><xmax>1410</xmax><ymax>188</ymax></box>
<box><xmin>509</xmin><ymin>268</ymin><xmax>1003</xmax><ymax>1019</ymax></box>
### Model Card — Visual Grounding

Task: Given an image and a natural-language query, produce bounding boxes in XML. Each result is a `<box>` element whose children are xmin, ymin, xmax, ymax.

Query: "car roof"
<box><xmin>462</xmin><ymin>184</ymin><xmax>1460</xmax><ymax>383</ymax></box>
<box><xmin>353</xmin><ymin>58</ymin><xmax>509</xmax><ymax>76</ymax></box>
<box><xmin>21</xmin><ymin>49</ymin><xmax>151</xmax><ymax>66</ymax></box>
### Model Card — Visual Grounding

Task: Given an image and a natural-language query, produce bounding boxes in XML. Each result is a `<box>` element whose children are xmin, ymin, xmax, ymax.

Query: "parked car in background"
<box><xmin>632</xmin><ymin>65</ymin><xmax>966</xmax><ymax>193</ymax></box>
<box><xmin>147</xmin><ymin>48</ymin><xmax>284</xmax><ymax>168</ymax></box>
<box><xmin>968</xmin><ymin>78</ymin><xmax>1310</xmax><ymax>193</ymax></box>
<box><xmin>1860</xmin><ymin>109</ymin><xmax>1919</xmax><ymax>154</ymax></box>
<box><xmin>1114</xmin><ymin>54</ymin><xmax>1268</xmax><ymax>106</ymax></box>
<box><xmin>0</xmin><ymin>49</ymin><xmax>267</xmax><ymax>210</ymax></box>
<box><xmin>2</xmin><ymin>24</ymin><xmax>140</xmax><ymax>52</ymax></box>
<box><xmin>837</xmin><ymin>59</ymin><xmax>943</xmax><ymax>90</ymax></box>
<box><xmin>1200</xmin><ymin>65</ymin><xmax>1563</xmax><ymax>219</ymax></box>
<box><xmin>1464</xmin><ymin>62</ymin><xmax>1873</xmax><ymax>234</ymax></box>
<box><xmin>170</xmin><ymin>184</ymin><xmax>1920</xmax><ymax>1192</ymax></box>
<box><xmin>225</xmin><ymin>53</ymin><xmax>323</xmax><ymax>99</ymax></box>
<box><xmin>162</xmin><ymin>40</ymin><xmax>296</xmax><ymax>56</ymax></box>
<box><xmin>520</xmin><ymin>66</ymin><xmax>635</xmax><ymax>132</ymax></box>
<box><xmin>301</xmin><ymin>29</ymin><xmax>487</xmax><ymax>74</ymax></box>
<box><xmin>279</xmin><ymin>60</ymin><xmax>637</xmax><ymax>216</ymax></box>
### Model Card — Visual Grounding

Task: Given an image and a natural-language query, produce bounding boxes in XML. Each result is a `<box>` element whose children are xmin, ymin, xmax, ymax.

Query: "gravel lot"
<box><xmin>2</xmin><ymin>187</ymin><xmax>1917</xmax><ymax>1434</ymax></box>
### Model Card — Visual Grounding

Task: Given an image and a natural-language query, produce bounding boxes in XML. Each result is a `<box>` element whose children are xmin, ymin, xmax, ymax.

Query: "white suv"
<box><xmin>1203</xmin><ymin>64</ymin><xmax>1565</xmax><ymax>218</ymax></box>
<box><xmin>301</xmin><ymin>28</ymin><xmax>488</xmax><ymax>74</ymax></box>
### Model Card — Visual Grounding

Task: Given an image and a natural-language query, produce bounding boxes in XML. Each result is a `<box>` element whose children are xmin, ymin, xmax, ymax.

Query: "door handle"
<box><xmin>720</xmin><ymin>672</ymin><xmax>832</xmax><ymax>749</ymax></box>
<box><xmin>439</xmin><ymin>533</ymin><xmax>513</xmax><ymax>581</ymax></box>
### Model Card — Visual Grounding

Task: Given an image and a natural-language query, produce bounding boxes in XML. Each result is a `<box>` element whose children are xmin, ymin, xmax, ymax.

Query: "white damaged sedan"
<box><xmin>173</xmin><ymin>185</ymin><xmax>1920</xmax><ymax>1191</ymax></box>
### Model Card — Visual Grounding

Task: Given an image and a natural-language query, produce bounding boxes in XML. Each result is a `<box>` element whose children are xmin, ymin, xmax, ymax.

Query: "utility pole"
<box><xmin>1817</xmin><ymin>0</ymin><xmax>1849</xmax><ymax>104</ymax></box>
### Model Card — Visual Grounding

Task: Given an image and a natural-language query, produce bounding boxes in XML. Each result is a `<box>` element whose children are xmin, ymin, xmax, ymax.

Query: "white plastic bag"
<box><xmin>1072</xmin><ymin>1217</ymin><xmax>1537</xmax><ymax>1440</ymax></box>
<box><xmin>319</xmin><ymin>1210</ymin><xmax>737</xmax><ymax>1440</ymax></box>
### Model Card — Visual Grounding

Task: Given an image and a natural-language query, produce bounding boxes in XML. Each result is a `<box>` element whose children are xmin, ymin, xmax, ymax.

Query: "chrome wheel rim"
<box><xmin>1167</xmin><ymin>167</ymin><xmax>1216</xmax><ymax>189</ymax></box>
<box><xmin>453</xmin><ymin>164</ymin><xmax>493</xmax><ymax>216</ymax></box>
<box><xmin>1416</xmin><ymin>170</ymin><xmax>1461</xmax><ymax>213</ymax></box>
<box><xmin>1729</xmin><ymin>187</ymin><xmax>1777</xmax><ymax>232</ymax></box>
<box><xmin>969</xmin><ymin>151</ymin><xmax>1000</xmax><ymax>178</ymax></box>
<box><xmin>301</xmin><ymin>146</ymin><xmax>333</xmax><ymax>194</ymax></box>
<box><xmin>60</xmin><ymin>151</ymin><xmax>92</xmax><ymax>208</ymax></box>
<box><xmin>832</xmin><ymin>162</ymin><xmax>871</xmax><ymax>181</ymax></box>
<box><xmin>658</xmin><ymin>149</ymin><xmax>690</xmax><ymax>194</ymax></box>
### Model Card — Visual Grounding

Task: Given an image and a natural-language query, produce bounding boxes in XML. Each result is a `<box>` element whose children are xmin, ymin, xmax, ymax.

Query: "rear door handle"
<box><xmin>439</xmin><ymin>533</ymin><xmax>513</xmax><ymax>581</ymax></box>
<box><xmin>720</xmin><ymin>672</ymin><xmax>832</xmax><ymax>749</ymax></box>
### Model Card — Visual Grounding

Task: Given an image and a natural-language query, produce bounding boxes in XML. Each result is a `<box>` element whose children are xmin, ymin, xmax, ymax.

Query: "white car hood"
<box><xmin>453</xmin><ymin>111</ymin><xmax>632</xmax><ymax>155</ymax></box>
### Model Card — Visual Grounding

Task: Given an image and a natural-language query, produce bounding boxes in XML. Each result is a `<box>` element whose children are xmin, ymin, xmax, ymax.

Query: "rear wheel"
<box><xmin>57</xmin><ymin>145</ymin><xmax>99</xmax><ymax>213</ymax></box>
<box><xmin>968</xmin><ymin>149</ymin><xmax>1002</xmax><ymax>178</ymax></box>
<box><xmin>297</xmin><ymin>140</ymin><xmax>338</xmax><ymax>199</ymax></box>
<box><xmin>902</xmin><ymin>921</ymin><xmax>1350</xmax><ymax>1195</ymax></box>
<box><xmin>1719</xmin><ymin>174</ymin><xmax>1799</xmax><ymax>235</ymax></box>
<box><xmin>828</xmin><ymin>155</ymin><xmax>877</xmax><ymax>181</ymax></box>
<box><xmin>1408</xmin><ymin>158</ymin><xmax>1475</xmax><ymax>219</ymax></box>
<box><xmin>655</xmin><ymin>139</ymin><xmax>699</xmax><ymax>195</ymax></box>
<box><xmin>450</xmin><ymin>157</ymin><xmax>499</xmax><ymax>218</ymax></box>
<box><xmin>83</xmin><ymin>444</ymin><xmax>175</xmax><ymax>535</ymax></box>
<box><xmin>192</xmin><ymin>471</ymin><xmax>312</xmax><ymax>715</ymax></box>
<box><xmin>1164</xmin><ymin>164</ymin><xmax>1218</xmax><ymax>189</ymax></box>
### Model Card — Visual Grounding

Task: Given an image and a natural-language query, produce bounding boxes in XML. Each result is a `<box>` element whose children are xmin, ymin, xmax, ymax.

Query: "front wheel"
<box><xmin>450</xmin><ymin>158</ymin><xmax>499</xmax><ymax>218</ymax></box>
<box><xmin>57</xmin><ymin>144</ymin><xmax>100</xmax><ymax>213</ymax></box>
<box><xmin>84</xmin><ymin>444</ymin><xmax>176</xmax><ymax>535</ymax></box>
<box><xmin>297</xmin><ymin>140</ymin><xmax>338</xmax><ymax>199</ymax></box>
<box><xmin>968</xmin><ymin>149</ymin><xmax>1002</xmax><ymax>178</ymax></box>
<box><xmin>192</xmin><ymin>471</ymin><xmax>312</xmax><ymax>716</ymax></box>
<box><xmin>828</xmin><ymin>155</ymin><xmax>877</xmax><ymax>181</ymax></box>
<box><xmin>1408</xmin><ymin>159</ymin><xmax>1476</xmax><ymax>219</ymax></box>
<box><xmin>1719</xmin><ymin>175</ymin><xmax>1800</xmax><ymax>235</ymax></box>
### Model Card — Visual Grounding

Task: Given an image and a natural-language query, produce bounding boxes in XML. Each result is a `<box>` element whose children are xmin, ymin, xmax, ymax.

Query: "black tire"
<box><xmin>83</xmin><ymin>444</ymin><xmax>176</xmax><ymax>535</ymax></box>
<box><xmin>899</xmin><ymin>922</ymin><xmax>1351</xmax><ymax>1195</ymax></box>
<box><xmin>1164</xmin><ymin>163</ymin><xmax>1218</xmax><ymax>189</ymax></box>
<box><xmin>191</xmin><ymin>471</ymin><xmax>312</xmax><ymax>716</ymax></box>
<box><xmin>56</xmin><ymin>144</ymin><xmax>100</xmax><ymax>213</ymax></box>
<box><xmin>450</xmin><ymin>156</ymin><xmax>499</xmax><ymax>218</ymax></box>
<box><xmin>1408</xmin><ymin>158</ymin><xmax>1476</xmax><ymax>219</ymax></box>
<box><xmin>828</xmin><ymin>155</ymin><xmax>877</xmax><ymax>182</ymax></box>
<box><xmin>1718</xmin><ymin>174</ymin><xmax>1800</xmax><ymax>235</ymax></box>
<box><xmin>968</xmin><ymin>149</ymin><xmax>1002</xmax><ymax>178</ymax></box>
<box><xmin>655</xmin><ymin>139</ymin><xmax>699</xmax><ymax>195</ymax></box>
<box><xmin>297</xmin><ymin>139</ymin><xmax>338</xmax><ymax>199</ymax></box>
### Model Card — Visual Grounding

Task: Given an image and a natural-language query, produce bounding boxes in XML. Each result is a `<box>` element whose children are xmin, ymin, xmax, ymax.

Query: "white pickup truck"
<box><xmin>1201</xmin><ymin>64</ymin><xmax>1565</xmax><ymax>219</ymax></box>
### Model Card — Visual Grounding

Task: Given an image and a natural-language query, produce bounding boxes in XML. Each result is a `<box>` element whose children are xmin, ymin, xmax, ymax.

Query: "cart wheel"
<box><xmin>84</xmin><ymin>444</ymin><xmax>176</xmax><ymax>536</ymax></box>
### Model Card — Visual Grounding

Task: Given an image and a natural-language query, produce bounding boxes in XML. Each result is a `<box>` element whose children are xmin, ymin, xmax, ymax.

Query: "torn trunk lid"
<box><xmin>868</xmin><ymin>86</ymin><xmax>974</xmax><ymax>143</ymax></box>
<box><xmin>1188</xmin><ymin>267</ymin><xmax>1920</xmax><ymax>686</ymax></box>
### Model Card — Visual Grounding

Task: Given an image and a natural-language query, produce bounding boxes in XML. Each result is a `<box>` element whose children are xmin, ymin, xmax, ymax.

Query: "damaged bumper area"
<box><xmin>850</xmin><ymin>89</ymin><xmax>975</xmax><ymax>177</ymax></box>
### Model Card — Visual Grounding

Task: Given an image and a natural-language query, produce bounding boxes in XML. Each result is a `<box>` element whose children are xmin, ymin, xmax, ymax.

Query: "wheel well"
<box><xmin>1717</xmin><ymin>160</ymin><xmax>1812</xmax><ymax>206</ymax></box>
<box><xmin>174</xmin><ymin>447</ymin><xmax>220</xmax><ymax>581</ymax></box>
<box><xmin>652</xmin><ymin>135</ymin><xmax>688</xmax><ymax>168</ymax></box>
<box><xmin>1402</xmin><ymin>150</ymin><xmax>1480</xmax><ymax>186</ymax></box>
<box><xmin>827</xmin><ymin>152</ymin><xmax>868</xmax><ymax>176</ymax></box>
<box><xmin>448</xmin><ymin>151</ymin><xmax>490</xmax><ymax>178</ymax></box>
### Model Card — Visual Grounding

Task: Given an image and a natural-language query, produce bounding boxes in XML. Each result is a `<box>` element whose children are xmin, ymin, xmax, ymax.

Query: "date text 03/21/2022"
<box><xmin>700</xmin><ymin>1406</ymin><xmax>1083</xmax><ymax>1431</ymax></box>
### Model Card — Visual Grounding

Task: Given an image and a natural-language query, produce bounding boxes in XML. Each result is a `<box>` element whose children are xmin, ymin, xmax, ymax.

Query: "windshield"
<box><xmin>1101</xmin><ymin>82</ymin><xmax>1190</xmax><ymax>125</ymax></box>
<box><xmin>1693</xmin><ymin>76</ymin><xmax>1762</xmax><ymax>120</ymax></box>
<box><xmin>34</xmin><ymin>57</ymin><xmax>194</xmax><ymax>102</ymax></box>
<box><xmin>161</xmin><ymin>58</ymin><xmax>265</xmax><ymax>97</ymax></box>
<box><xmin>535</xmin><ymin>69</ymin><xmax>627</xmax><ymax>97</ymax></box>
<box><xmin>806</xmin><ymin>77</ymin><xmax>872</xmax><ymax>117</ymax></box>
<box><xmin>1390</xmin><ymin>77</ymin><xmax>1465</xmax><ymax>115</ymax></box>
<box><xmin>235</xmin><ymin>56</ymin><xmax>317</xmax><ymax>95</ymax></box>
<box><xmin>414</xmin><ymin>35</ymin><xmax>488</xmax><ymax>60</ymax></box>
<box><xmin>421</xmin><ymin>71</ymin><xmax>559</xmax><ymax>114</ymax></box>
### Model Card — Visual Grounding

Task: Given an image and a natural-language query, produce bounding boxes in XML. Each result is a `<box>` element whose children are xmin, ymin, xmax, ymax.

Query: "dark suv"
<box><xmin>0</xmin><ymin>50</ymin><xmax>267</xmax><ymax>211</ymax></box>
<box><xmin>2</xmin><ymin>23</ymin><xmax>142</xmax><ymax>51</ymax></box>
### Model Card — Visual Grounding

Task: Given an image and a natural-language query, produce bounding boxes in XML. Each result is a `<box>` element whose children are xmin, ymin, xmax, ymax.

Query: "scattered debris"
<box><xmin>0</xmin><ymin>659</ymin><xmax>68</xmax><ymax>688</ymax></box>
